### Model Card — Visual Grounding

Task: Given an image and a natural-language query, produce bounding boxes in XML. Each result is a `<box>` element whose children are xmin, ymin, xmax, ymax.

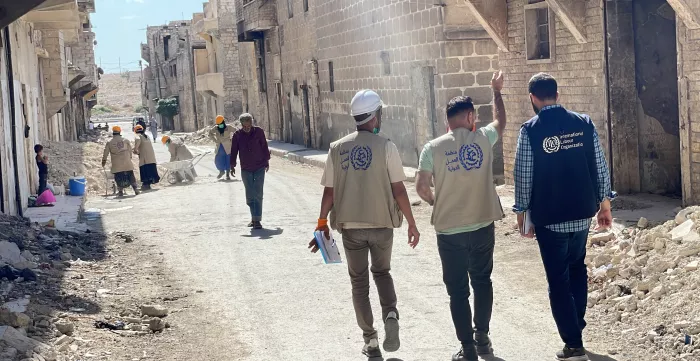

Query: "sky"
<box><xmin>92</xmin><ymin>0</ymin><xmax>203</xmax><ymax>74</ymax></box>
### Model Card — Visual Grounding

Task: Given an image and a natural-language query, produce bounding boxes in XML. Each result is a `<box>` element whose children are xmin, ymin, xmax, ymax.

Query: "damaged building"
<box><xmin>0</xmin><ymin>0</ymin><xmax>99</xmax><ymax>216</ymax></box>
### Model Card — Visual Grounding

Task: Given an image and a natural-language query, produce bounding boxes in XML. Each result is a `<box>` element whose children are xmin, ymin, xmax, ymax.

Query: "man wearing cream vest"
<box><xmin>309</xmin><ymin>90</ymin><xmax>420</xmax><ymax>359</ymax></box>
<box><xmin>416</xmin><ymin>71</ymin><xmax>506</xmax><ymax>361</ymax></box>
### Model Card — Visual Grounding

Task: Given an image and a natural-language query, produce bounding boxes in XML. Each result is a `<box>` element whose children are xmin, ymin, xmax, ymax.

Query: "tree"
<box><xmin>155</xmin><ymin>97</ymin><xmax>179</xmax><ymax>131</ymax></box>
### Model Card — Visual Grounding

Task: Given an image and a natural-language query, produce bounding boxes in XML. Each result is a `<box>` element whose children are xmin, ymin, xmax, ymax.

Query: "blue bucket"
<box><xmin>68</xmin><ymin>176</ymin><xmax>86</xmax><ymax>196</ymax></box>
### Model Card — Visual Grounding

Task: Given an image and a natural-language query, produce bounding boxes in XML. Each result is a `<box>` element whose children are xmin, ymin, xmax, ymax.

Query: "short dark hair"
<box><xmin>528</xmin><ymin>73</ymin><xmax>558</xmax><ymax>100</ymax></box>
<box><xmin>446</xmin><ymin>96</ymin><xmax>474</xmax><ymax>119</ymax></box>
<box><xmin>34</xmin><ymin>144</ymin><xmax>43</xmax><ymax>153</ymax></box>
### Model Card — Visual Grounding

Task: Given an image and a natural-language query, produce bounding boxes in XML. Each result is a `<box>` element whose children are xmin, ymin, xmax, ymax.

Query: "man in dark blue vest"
<box><xmin>514</xmin><ymin>73</ymin><xmax>614</xmax><ymax>361</ymax></box>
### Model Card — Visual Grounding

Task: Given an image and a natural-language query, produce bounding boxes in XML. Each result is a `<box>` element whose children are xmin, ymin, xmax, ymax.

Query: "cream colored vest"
<box><xmin>329</xmin><ymin>131</ymin><xmax>403</xmax><ymax>230</ymax></box>
<box><xmin>430</xmin><ymin>128</ymin><xmax>503</xmax><ymax>232</ymax></box>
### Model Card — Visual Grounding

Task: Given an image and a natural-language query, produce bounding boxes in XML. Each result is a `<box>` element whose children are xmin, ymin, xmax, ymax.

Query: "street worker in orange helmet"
<box><xmin>133</xmin><ymin>125</ymin><xmax>160</xmax><ymax>191</ymax></box>
<box><xmin>102</xmin><ymin>126</ymin><xmax>139</xmax><ymax>197</ymax></box>
<box><xmin>208</xmin><ymin>115</ymin><xmax>235</xmax><ymax>181</ymax></box>
<box><xmin>162</xmin><ymin>135</ymin><xmax>196</xmax><ymax>182</ymax></box>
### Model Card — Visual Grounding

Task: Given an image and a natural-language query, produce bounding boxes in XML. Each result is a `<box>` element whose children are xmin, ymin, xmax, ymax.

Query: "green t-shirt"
<box><xmin>419</xmin><ymin>125</ymin><xmax>499</xmax><ymax>235</ymax></box>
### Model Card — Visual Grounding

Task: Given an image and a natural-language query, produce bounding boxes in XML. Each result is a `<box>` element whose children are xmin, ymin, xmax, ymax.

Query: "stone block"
<box><xmin>442</xmin><ymin>73</ymin><xmax>475</xmax><ymax>88</ymax></box>
<box><xmin>444</xmin><ymin>41</ymin><xmax>474</xmax><ymax>57</ymax></box>
<box><xmin>477</xmin><ymin>105</ymin><xmax>493</xmax><ymax>122</ymax></box>
<box><xmin>463</xmin><ymin>56</ymin><xmax>492</xmax><ymax>72</ymax></box>
<box><xmin>465</xmin><ymin>86</ymin><xmax>493</xmax><ymax>105</ymax></box>
<box><xmin>474</xmin><ymin>40</ymin><xmax>499</xmax><ymax>55</ymax></box>
<box><xmin>437</xmin><ymin>58</ymin><xmax>461</xmax><ymax>74</ymax></box>
<box><xmin>475</xmin><ymin>72</ymin><xmax>495</xmax><ymax>86</ymax></box>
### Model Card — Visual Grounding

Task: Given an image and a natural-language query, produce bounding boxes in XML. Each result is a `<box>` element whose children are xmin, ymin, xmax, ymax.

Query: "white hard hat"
<box><xmin>350</xmin><ymin>90</ymin><xmax>383</xmax><ymax>117</ymax></box>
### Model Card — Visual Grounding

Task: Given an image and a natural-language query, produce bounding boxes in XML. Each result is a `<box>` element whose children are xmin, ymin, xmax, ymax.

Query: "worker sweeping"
<box><xmin>162</xmin><ymin>135</ymin><xmax>196</xmax><ymax>182</ymax></box>
<box><xmin>209</xmin><ymin>115</ymin><xmax>235</xmax><ymax>180</ymax></box>
<box><xmin>133</xmin><ymin>125</ymin><xmax>160</xmax><ymax>191</ymax></box>
<box><xmin>102</xmin><ymin>126</ymin><xmax>139</xmax><ymax>197</ymax></box>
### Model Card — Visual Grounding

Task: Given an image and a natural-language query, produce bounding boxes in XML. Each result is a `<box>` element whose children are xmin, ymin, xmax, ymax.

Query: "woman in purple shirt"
<box><xmin>230</xmin><ymin>113</ymin><xmax>271</xmax><ymax>229</ymax></box>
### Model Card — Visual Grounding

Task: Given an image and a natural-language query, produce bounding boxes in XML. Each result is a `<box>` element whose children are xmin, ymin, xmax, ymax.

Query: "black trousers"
<box><xmin>437</xmin><ymin>223</ymin><xmax>495</xmax><ymax>347</ymax></box>
<box><xmin>38</xmin><ymin>173</ymin><xmax>48</xmax><ymax>195</ymax></box>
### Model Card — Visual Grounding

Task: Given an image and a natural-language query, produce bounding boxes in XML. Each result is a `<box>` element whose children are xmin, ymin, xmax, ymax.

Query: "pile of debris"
<box><xmin>0</xmin><ymin>214</ymin><xmax>175</xmax><ymax>361</ymax></box>
<box><xmin>44</xmin><ymin>138</ymin><xmax>141</xmax><ymax>195</ymax></box>
<box><xmin>586</xmin><ymin>207</ymin><xmax>700</xmax><ymax>360</ymax></box>
<box><xmin>0</xmin><ymin>214</ymin><xmax>106</xmax><ymax>361</ymax></box>
<box><xmin>182</xmin><ymin>121</ymin><xmax>241</xmax><ymax>146</ymax></box>
<box><xmin>78</xmin><ymin>129</ymin><xmax>110</xmax><ymax>145</ymax></box>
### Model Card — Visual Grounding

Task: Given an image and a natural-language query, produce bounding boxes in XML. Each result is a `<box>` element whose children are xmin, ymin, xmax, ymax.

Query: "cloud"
<box><xmin>120</xmin><ymin>15</ymin><xmax>139</xmax><ymax>20</ymax></box>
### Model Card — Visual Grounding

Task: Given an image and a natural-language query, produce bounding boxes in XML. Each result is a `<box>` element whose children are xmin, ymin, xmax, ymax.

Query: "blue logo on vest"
<box><xmin>350</xmin><ymin>145</ymin><xmax>373</xmax><ymax>170</ymax></box>
<box><xmin>459</xmin><ymin>144</ymin><xmax>483</xmax><ymax>171</ymax></box>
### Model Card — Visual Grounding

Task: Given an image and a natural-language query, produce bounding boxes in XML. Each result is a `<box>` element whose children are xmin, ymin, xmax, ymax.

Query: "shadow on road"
<box><xmin>241</xmin><ymin>227</ymin><xmax>284</xmax><ymax>240</ymax></box>
<box><xmin>588</xmin><ymin>351</ymin><xmax>619</xmax><ymax>361</ymax></box>
<box><xmin>385</xmin><ymin>358</ymin><xmax>404</xmax><ymax>361</ymax></box>
<box><xmin>482</xmin><ymin>355</ymin><xmax>507</xmax><ymax>361</ymax></box>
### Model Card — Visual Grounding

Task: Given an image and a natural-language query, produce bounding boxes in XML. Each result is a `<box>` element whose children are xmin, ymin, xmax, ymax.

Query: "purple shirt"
<box><xmin>230</xmin><ymin>127</ymin><xmax>271</xmax><ymax>172</ymax></box>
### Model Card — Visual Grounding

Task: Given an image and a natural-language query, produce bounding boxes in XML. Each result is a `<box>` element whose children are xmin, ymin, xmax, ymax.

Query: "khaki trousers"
<box><xmin>341</xmin><ymin>228</ymin><xmax>398</xmax><ymax>343</ymax></box>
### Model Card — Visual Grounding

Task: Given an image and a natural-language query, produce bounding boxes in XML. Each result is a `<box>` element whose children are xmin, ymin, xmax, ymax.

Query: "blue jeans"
<box><xmin>534</xmin><ymin>226</ymin><xmax>589</xmax><ymax>349</ymax></box>
<box><xmin>241</xmin><ymin>167</ymin><xmax>266</xmax><ymax>221</ymax></box>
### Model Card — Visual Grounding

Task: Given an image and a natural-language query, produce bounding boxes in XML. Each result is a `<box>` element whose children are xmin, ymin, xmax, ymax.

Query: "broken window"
<box><xmin>524</xmin><ymin>1</ymin><xmax>554</xmax><ymax>62</ymax></box>
<box><xmin>329</xmin><ymin>61</ymin><xmax>335</xmax><ymax>92</ymax></box>
<box><xmin>304</xmin><ymin>0</ymin><xmax>309</xmax><ymax>12</ymax></box>
<box><xmin>256</xmin><ymin>39</ymin><xmax>267</xmax><ymax>93</ymax></box>
<box><xmin>287</xmin><ymin>0</ymin><xmax>293</xmax><ymax>18</ymax></box>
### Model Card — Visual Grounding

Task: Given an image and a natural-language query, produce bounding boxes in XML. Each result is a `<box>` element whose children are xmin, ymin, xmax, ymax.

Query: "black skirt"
<box><xmin>114</xmin><ymin>171</ymin><xmax>136</xmax><ymax>188</ymax></box>
<box><xmin>139</xmin><ymin>163</ymin><xmax>161</xmax><ymax>185</ymax></box>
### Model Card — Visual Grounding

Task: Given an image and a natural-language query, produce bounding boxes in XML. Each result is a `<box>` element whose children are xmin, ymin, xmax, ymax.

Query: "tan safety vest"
<box><xmin>134</xmin><ymin>134</ymin><xmax>157</xmax><ymax>166</ymax></box>
<box><xmin>430</xmin><ymin>128</ymin><xmax>504</xmax><ymax>232</ymax></box>
<box><xmin>168</xmin><ymin>141</ymin><xmax>194</xmax><ymax>162</ymax></box>
<box><xmin>209</xmin><ymin>125</ymin><xmax>235</xmax><ymax>155</ymax></box>
<box><xmin>328</xmin><ymin>131</ymin><xmax>403</xmax><ymax>230</ymax></box>
<box><xmin>103</xmin><ymin>135</ymin><xmax>134</xmax><ymax>174</ymax></box>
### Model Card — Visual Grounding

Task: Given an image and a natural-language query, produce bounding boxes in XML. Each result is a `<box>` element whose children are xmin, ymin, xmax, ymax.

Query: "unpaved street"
<box><xmin>84</xmin><ymin>128</ymin><xmax>620</xmax><ymax>361</ymax></box>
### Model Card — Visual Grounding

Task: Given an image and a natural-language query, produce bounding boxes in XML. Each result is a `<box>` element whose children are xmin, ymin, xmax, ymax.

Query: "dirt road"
<box><xmin>85</xmin><ymin>127</ymin><xmax>621</xmax><ymax>360</ymax></box>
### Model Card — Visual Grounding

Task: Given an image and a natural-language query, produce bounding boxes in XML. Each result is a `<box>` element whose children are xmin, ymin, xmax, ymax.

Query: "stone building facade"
<box><xmin>236</xmin><ymin>0</ymin><xmax>503</xmax><ymax>177</ymax></box>
<box><xmin>0</xmin><ymin>0</ymin><xmax>99</xmax><ymax>216</ymax></box>
<box><xmin>142</xmin><ymin>21</ymin><xmax>204</xmax><ymax>132</ymax></box>
<box><xmin>498</xmin><ymin>0</ymin><xmax>700</xmax><ymax>205</ymax></box>
<box><xmin>193</xmin><ymin>0</ymin><xmax>245</xmax><ymax>126</ymax></box>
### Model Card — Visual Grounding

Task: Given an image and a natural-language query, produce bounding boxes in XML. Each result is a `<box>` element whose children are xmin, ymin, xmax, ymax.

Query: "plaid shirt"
<box><xmin>513</xmin><ymin>105</ymin><xmax>613</xmax><ymax>233</ymax></box>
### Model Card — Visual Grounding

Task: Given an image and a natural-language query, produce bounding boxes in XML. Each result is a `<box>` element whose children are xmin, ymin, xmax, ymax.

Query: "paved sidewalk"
<box><xmin>267</xmin><ymin>140</ymin><xmax>419</xmax><ymax>181</ymax></box>
<box><xmin>24</xmin><ymin>195</ymin><xmax>87</xmax><ymax>231</ymax></box>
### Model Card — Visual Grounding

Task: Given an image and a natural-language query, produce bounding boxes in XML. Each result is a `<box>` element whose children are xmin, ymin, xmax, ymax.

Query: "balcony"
<box><xmin>77</xmin><ymin>0</ymin><xmax>96</xmax><ymax>13</ymax></box>
<box><xmin>193</xmin><ymin>17</ymin><xmax>218</xmax><ymax>41</ymax></box>
<box><xmin>196</xmin><ymin>72</ymin><xmax>224</xmax><ymax>97</ymax></box>
<box><xmin>26</xmin><ymin>0</ymin><xmax>81</xmax><ymax>43</ymax></box>
<box><xmin>238</xmin><ymin>0</ymin><xmax>277</xmax><ymax>34</ymax></box>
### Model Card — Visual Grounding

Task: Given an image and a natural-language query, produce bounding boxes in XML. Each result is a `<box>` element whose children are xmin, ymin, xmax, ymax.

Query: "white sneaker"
<box><xmin>383</xmin><ymin>311</ymin><xmax>400</xmax><ymax>352</ymax></box>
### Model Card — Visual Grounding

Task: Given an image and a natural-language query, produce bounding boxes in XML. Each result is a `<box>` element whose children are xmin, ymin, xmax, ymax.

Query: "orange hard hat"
<box><xmin>112</xmin><ymin>126</ymin><xmax>122</xmax><ymax>133</ymax></box>
<box><xmin>161</xmin><ymin>135</ymin><xmax>170</xmax><ymax>144</ymax></box>
<box><xmin>215</xmin><ymin>115</ymin><xmax>225</xmax><ymax>125</ymax></box>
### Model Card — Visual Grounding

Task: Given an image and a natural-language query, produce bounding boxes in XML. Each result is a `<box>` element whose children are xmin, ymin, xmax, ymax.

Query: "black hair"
<box><xmin>528</xmin><ymin>72</ymin><xmax>558</xmax><ymax>101</ymax></box>
<box><xmin>446</xmin><ymin>96</ymin><xmax>474</xmax><ymax>119</ymax></box>
<box><xmin>34</xmin><ymin>144</ymin><xmax>43</xmax><ymax>153</ymax></box>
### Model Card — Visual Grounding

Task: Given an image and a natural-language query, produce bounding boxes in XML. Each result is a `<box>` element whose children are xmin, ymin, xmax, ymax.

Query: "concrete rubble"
<box><xmin>0</xmin><ymin>214</ymin><xmax>174</xmax><ymax>360</ymax></box>
<box><xmin>586</xmin><ymin>206</ymin><xmax>700</xmax><ymax>360</ymax></box>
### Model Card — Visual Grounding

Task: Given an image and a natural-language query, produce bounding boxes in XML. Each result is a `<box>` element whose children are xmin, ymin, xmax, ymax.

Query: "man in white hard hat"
<box><xmin>309</xmin><ymin>89</ymin><xmax>420</xmax><ymax>359</ymax></box>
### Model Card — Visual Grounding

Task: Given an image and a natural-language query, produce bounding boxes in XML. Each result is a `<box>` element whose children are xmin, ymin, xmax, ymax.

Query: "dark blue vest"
<box><xmin>522</xmin><ymin>106</ymin><xmax>599</xmax><ymax>226</ymax></box>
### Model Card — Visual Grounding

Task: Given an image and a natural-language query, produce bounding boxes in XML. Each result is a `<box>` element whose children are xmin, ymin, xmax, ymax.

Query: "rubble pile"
<box><xmin>44</xmin><ymin>138</ymin><xmax>141</xmax><ymax>195</ymax></box>
<box><xmin>586</xmin><ymin>207</ymin><xmax>700</xmax><ymax>360</ymax></box>
<box><xmin>0</xmin><ymin>215</ymin><xmax>174</xmax><ymax>360</ymax></box>
<box><xmin>182</xmin><ymin>121</ymin><xmax>241</xmax><ymax>146</ymax></box>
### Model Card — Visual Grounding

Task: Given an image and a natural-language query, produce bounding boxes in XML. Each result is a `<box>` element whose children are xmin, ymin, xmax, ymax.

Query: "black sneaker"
<box><xmin>475</xmin><ymin>331</ymin><xmax>492</xmax><ymax>355</ymax></box>
<box><xmin>362</xmin><ymin>339</ymin><xmax>382</xmax><ymax>358</ymax></box>
<box><xmin>217</xmin><ymin>171</ymin><xmax>225</xmax><ymax>179</ymax></box>
<box><xmin>253</xmin><ymin>221</ymin><xmax>263</xmax><ymax>229</ymax></box>
<box><xmin>247</xmin><ymin>221</ymin><xmax>255</xmax><ymax>227</ymax></box>
<box><xmin>453</xmin><ymin>344</ymin><xmax>478</xmax><ymax>361</ymax></box>
<box><xmin>556</xmin><ymin>346</ymin><xmax>589</xmax><ymax>361</ymax></box>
